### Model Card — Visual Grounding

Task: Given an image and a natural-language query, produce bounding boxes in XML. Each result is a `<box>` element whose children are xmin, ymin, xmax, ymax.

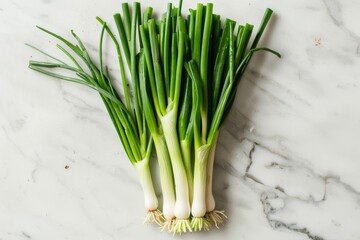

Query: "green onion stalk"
<box><xmin>112</xmin><ymin>3</ymin><xmax>177</xmax><ymax>226</ymax></box>
<box><xmin>185</xmin><ymin>5</ymin><xmax>281</xmax><ymax>230</ymax></box>
<box><xmin>138</xmin><ymin>2</ymin><xmax>193</xmax><ymax>233</ymax></box>
<box><xmin>139</xmin><ymin>53</ymin><xmax>176</xmax><ymax>226</ymax></box>
<box><xmin>114</xmin><ymin>2</ymin><xmax>190</xmax><ymax>232</ymax></box>
<box><xmin>27</xmin><ymin>20</ymin><xmax>164</xmax><ymax>224</ymax></box>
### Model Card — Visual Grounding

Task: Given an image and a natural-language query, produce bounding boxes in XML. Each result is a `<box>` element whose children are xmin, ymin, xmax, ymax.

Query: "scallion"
<box><xmin>27</xmin><ymin>1</ymin><xmax>280</xmax><ymax>234</ymax></box>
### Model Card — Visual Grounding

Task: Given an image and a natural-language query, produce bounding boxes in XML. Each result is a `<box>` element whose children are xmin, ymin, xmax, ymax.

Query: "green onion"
<box><xmin>28</xmin><ymin>1</ymin><xmax>280</xmax><ymax>234</ymax></box>
<box><xmin>139</xmin><ymin>50</ymin><xmax>176</xmax><ymax>222</ymax></box>
<box><xmin>27</xmin><ymin>19</ymin><xmax>163</xmax><ymax>225</ymax></box>
<box><xmin>139</xmin><ymin>3</ymin><xmax>193</xmax><ymax>232</ymax></box>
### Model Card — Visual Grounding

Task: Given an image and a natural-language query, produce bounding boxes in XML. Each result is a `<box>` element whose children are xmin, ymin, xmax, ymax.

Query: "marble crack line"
<box><xmin>243</xmin><ymin>140</ymin><xmax>288</xmax><ymax>180</ymax></box>
<box><xmin>244</xmin><ymin>142</ymin><xmax>265</xmax><ymax>185</ymax></box>
<box><xmin>244</xmin><ymin>140</ymin><xmax>328</xmax><ymax>203</ymax></box>
<box><xmin>249</xmin><ymin>135</ymin><xmax>291</xmax><ymax>161</ymax></box>
<box><xmin>268</xmin><ymin>219</ymin><xmax>325</xmax><ymax>240</ymax></box>
<box><xmin>217</xmin><ymin>137</ymin><xmax>359</xmax><ymax>240</ymax></box>
<box><xmin>245</xmin><ymin>139</ymin><xmax>360</xmax><ymax>201</ymax></box>
<box><xmin>260</xmin><ymin>192</ymin><xmax>325</xmax><ymax>240</ymax></box>
<box><xmin>245</xmin><ymin>142</ymin><xmax>257</xmax><ymax>173</ymax></box>
<box><xmin>222</xmin><ymin>124</ymin><xmax>290</xmax><ymax>162</ymax></box>
<box><xmin>218</xmin><ymin>137</ymin><xmax>288</xmax><ymax>186</ymax></box>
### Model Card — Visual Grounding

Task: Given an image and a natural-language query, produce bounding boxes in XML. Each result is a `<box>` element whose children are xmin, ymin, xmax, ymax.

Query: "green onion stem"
<box><xmin>113</xmin><ymin>13</ymin><xmax>131</xmax><ymax>66</ymax></box>
<box><xmin>153</xmin><ymin>134</ymin><xmax>176</xmax><ymax>219</ymax></box>
<box><xmin>139</xmin><ymin>51</ymin><xmax>176</xmax><ymax>219</ymax></box>
<box><xmin>199</xmin><ymin>3</ymin><xmax>213</xmax><ymax>139</ymax></box>
<box><xmin>163</xmin><ymin>3</ymin><xmax>172</xmax><ymax>99</ymax></box>
<box><xmin>211</xmin><ymin>20</ymin><xmax>233</xmax><ymax>115</ymax></box>
<box><xmin>178</xmin><ymin>75</ymin><xmax>193</xmax><ymax>140</ymax></box>
<box><xmin>96</xmin><ymin>17</ymin><xmax>133</xmax><ymax>113</ymax></box>
<box><xmin>172</xmin><ymin>22</ymin><xmax>186</xmax><ymax>112</ymax></box>
<box><xmin>148</xmin><ymin>19</ymin><xmax>167</xmax><ymax>115</ymax></box>
<box><xmin>139</xmin><ymin>25</ymin><xmax>162</xmax><ymax>115</ymax></box>
<box><xmin>160</xmin><ymin>109</ymin><xmax>190</xmax><ymax>219</ymax></box>
<box><xmin>169</xmin><ymin>33</ymin><xmax>177</xmax><ymax>101</ymax></box>
<box><xmin>205</xmin><ymin>131</ymin><xmax>219</xmax><ymax>212</ymax></box>
<box><xmin>130</xmin><ymin>2</ymin><xmax>144</xmax><ymax>140</ymax></box>
<box><xmin>159</xmin><ymin>20</ymin><xmax>165</xmax><ymax>72</ymax></box>
<box><xmin>135</xmin><ymin>156</ymin><xmax>158</xmax><ymax>211</ymax></box>
<box><xmin>192</xmin><ymin>4</ymin><xmax>203</xmax><ymax>67</ymax></box>
<box><xmin>180</xmin><ymin>138</ymin><xmax>193</xmax><ymax>203</ymax></box>
<box><xmin>122</xmin><ymin>2</ymin><xmax>131</xmax><ymax>40</ymax></box>
<box><xmin>191</xmin><ymin>144</ymin><xmax>211</xmax><ymax>217</ymax></box>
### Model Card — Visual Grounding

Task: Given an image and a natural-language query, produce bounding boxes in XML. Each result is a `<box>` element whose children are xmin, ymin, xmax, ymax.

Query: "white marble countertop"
<box><xmin>1</xmin><ymin>0</ymin><xmax>360</xmax><ymax>239</ymax></box>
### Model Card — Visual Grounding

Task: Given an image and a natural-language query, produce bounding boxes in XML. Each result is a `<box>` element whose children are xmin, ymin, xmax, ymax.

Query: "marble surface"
<box><xmin>1</xmin><ymin>0</ymin><xmax>360</xmax><ymax>239</ymax></box>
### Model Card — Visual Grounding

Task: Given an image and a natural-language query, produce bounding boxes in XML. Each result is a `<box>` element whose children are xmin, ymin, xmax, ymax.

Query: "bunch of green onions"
<box><xmin>28</xmin><ymin>0</ymin><xmax>280</xmax><ymax>234</ymax></box>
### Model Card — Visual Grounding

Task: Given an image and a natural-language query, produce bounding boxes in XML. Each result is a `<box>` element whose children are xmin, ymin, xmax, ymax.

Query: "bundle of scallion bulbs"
<box><xmin>27</xmin><ymin>0</ymin><xmax>280</xmax><ymax>234</ymax></box>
